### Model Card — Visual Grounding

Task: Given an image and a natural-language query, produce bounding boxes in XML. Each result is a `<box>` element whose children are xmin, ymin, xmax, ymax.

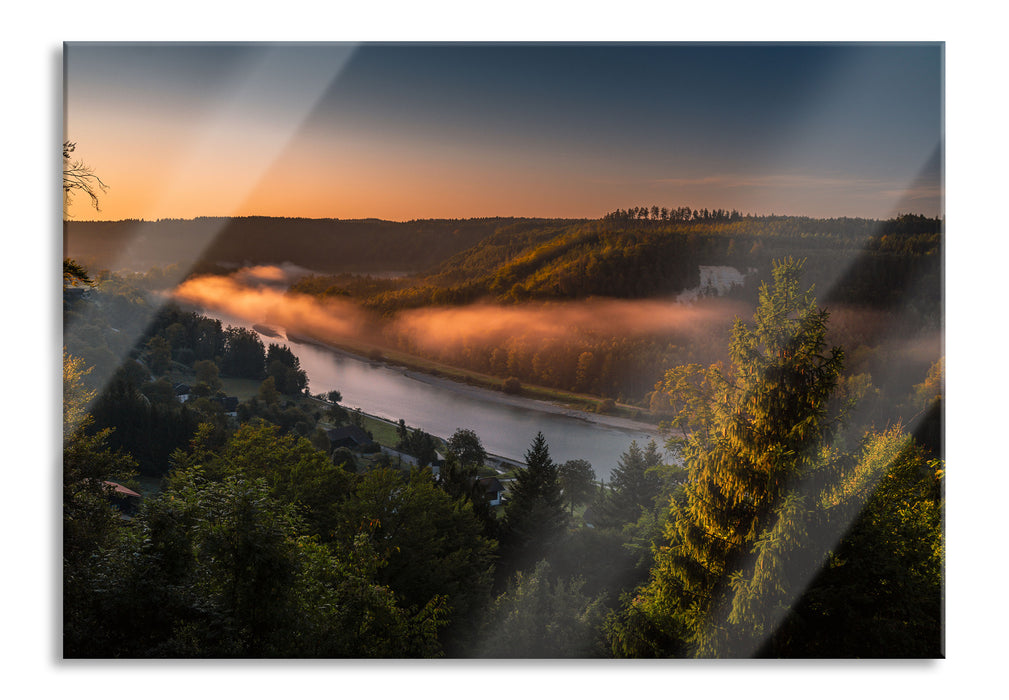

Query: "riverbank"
<box><xmin>399</xmin><ymin>367</ymin><xmax>661</xmax><ymax>435</ymax></box>
<box><xmin>301</xmin><ymin>388</ymin><xmax>526</xmax><ymax>475</ymax></box>
<box><xmin>287</xmin><ymin>331</ymin><xmax>660</xmax><ymax>424</ymax></box>
<box><xmin>292</xmin><ymin>331</ymin><xmax>663</xmax><ymax>437</ymax></box>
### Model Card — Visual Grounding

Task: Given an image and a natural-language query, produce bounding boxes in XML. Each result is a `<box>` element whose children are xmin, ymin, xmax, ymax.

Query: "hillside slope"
<box><xmin>287</xmin><ymin>213</ymin><xmax>942</xmax><ymax>315</ymax></box>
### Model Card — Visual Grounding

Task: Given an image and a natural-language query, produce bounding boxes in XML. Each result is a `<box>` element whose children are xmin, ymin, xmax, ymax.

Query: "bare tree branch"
<box><xmin>63</xmin><ymin>141</ymin><xmax>108</xmax><ymax>215</ymax></box>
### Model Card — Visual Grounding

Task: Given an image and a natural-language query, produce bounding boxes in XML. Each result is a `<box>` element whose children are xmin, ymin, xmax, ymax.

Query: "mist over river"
<box><xmin>202</xmin><ymin>310</ymin><xmax>664</xmax><ymax>479</ymax></box>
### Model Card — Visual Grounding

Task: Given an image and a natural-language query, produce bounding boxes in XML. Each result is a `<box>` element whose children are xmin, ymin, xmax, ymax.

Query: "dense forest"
<box><xmin>63</xmin><ymin>215</ymin><xmax>944</xmax><ymax>658</ymax></box>
<box><xmin>288</xmin><ymin>211</ymin><xmax>940</xmax><ymax>309</ymax></box>
<box><xmin>278</xmin><ymin>212</ymin><xmax>942</xmax><ymax>414</ymax></box>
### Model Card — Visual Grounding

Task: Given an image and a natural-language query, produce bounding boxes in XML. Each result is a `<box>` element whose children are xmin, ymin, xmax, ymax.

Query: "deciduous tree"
<box><xmin>267</xmin><ymin>343</ymin><xmax>308</xmax><ymax>394</ymax></box>
<box><xmin>63</xmin><ymin>141</ymin><xmax>108</xmax><ymax>214</ymax></box>
<box><xmin>334</xmin><ymin>467</ymin><xmax>496</xmax><ymax>653</ymax></box>
<box><xmin>221</xmin><ymin>327</ymin><xmax>266</xmax><ymax>379</ymax></box>
<box><xmin>257</xmin><ymin>376</ymin><xmax>280</xmax><ymax>405</ymax></box>
<box><xmin>447</xmin><ymin>428</ymin><xmax>487</xmax><ymax>470</ymax></box>
<box><xmin>193</xmin><ymin>359</ymin><xmax>222</xmax><ymax>394</ymax></box>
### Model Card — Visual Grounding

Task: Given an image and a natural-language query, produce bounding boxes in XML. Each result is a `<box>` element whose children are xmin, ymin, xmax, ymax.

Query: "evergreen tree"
<box><xmin>63</xmin><ymin>258</ymin><xmax>93</xmax><ymax>286</ymax></box>
<box><xmin>500</xmin><ymin>432</ymin><xmax>568</xmax><ymax>577</ymax></box>
<box><xmin>614</xmin><ymin>259</ymin><xmax>845</xmax><ymax>657</ymax></box>
<box><xmin>601</xmin><ymin>440</ymin><xmax>663</xmax><ymax>526</ymax></box>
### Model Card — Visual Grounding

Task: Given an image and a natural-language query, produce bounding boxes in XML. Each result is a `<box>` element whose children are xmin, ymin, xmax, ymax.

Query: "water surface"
<box><xmin>208</xmin><ymin>311</ymin><xmax>663</xmax><ymax>478</ymax></box>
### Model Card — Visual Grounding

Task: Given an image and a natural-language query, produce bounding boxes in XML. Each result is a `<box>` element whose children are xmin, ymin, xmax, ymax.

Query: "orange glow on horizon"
<box><xmin>66</xmin><ymin>110</ymin><xmax>938</xmax><ymax>223</ymax></box>
<box><xmin>64</xmin><ymin>125</ymin><xmax>624</xmax><ymax>222</ymax></box>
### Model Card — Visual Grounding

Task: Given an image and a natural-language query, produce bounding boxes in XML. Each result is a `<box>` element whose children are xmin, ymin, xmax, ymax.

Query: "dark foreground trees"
<box><xmin>65</xmin><ymin>422</ymin><xmax>468</xmax><ymax>657</ymax></box>
<box><xmin>768</xmin><ymin>429</ymin><xmax>944</xmax><ymax>657</ymax></box>
<box><xmin>476</xmin><ymin>560</ymin><xmax>608</xmax><ymax>658</ymax></box>
<box><xmin>67</xmin><ymin>472</ymin><xmax>446</xmax><ymax>657</ymax></box>
<box><xmin>64</xmin><ymin>398</ymin><xmax>500</xmax><ymax>657</ymax></box>
<box><xmin>334</xmin><ymin>467</ymin><xmax>496</xmax><ymax>655</ymax></box>
<box><xmin>63</xmin><ymin>352</ymin><xmax>139</xmax><ymax>648</ymax></box>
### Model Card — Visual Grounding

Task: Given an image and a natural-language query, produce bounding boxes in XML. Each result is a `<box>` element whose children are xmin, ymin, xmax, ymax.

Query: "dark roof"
<box><xmin>209</xmin><ymin>396</ymin><xmax>239</xmax><ymax>411</ymax></box>
<box><xmin>477</xmin><ymin>476</ymin><xmax>504</xmax><ymax>494</ymax></box>
<box><xmin>326</xmin><ymin>424</ymin><xmax>371</xmax><ymax>445</ymax></box>
<box><xmin>174</xmin><ymin>384</ymin><xmax>191</xmax><ymax>394</ymax></box>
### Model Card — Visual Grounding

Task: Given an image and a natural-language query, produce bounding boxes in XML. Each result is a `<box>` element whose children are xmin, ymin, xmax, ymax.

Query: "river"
<box><xmin>203</xmin><ymin>310</ymin><xmax>664</xmax><ymax>479</ymax></box>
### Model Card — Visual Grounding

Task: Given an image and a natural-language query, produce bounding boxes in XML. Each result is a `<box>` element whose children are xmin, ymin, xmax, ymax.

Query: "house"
<box><xmin>174</xmin><ymin>383</ymin><xmax>192</xmax><ymax>403</ymax></box>
<box><xmin>379</xmin><ymin>446</ymin><xmax>420</xmax><ymax>467</ymax></box>
<box><xmin>64</xmin><ymin>286</ymin><xmax>91</xmax><ymax>302</ymax></box>
<box><xmin>476</xmin><ymin>476</ymin><xmax>506</xmax><ymax>506</ymax></box>
<box><xmin>377</xmin><ymin>446</ymin><xmax>446</xmax><ymax>477</ymax></box>
<box><xmin>326</xmin><ymin>424</ymin><xmax>373</xmax><ymax>450</ymax></box>
<box><xmin>103</xmin><ymin>481</ymin><xmax>141</xmax><ymax>517</ymax></box>
<box><xmin>209</xmin><ymin>395</ymin><xmax>239</xmax><ymax>416</ymax></box>
<box><xmin>383</xmin><ymin>446</ymin><xmax>440</xmax><ymax>476</ymax></box>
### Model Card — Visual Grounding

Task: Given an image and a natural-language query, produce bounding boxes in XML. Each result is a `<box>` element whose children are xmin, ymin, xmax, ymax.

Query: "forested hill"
<box><xmin>67</xmin><ymin>212</ymin><xmax>942</xmax><ymax>319</ymax></box>
<box><xmin>64</xmin><ymin>216</ymin><xmax>577</xmax><ymax>276</ymax></box>
<box><xmin>290</xmin><ymin>213</ymin><xmax>943</xmax><ymax>314</ymax></box>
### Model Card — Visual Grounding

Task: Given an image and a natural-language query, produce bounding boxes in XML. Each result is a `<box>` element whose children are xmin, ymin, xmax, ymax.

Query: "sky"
<box><xmin>64</xmin><ymin>42</ymin><xmax>943</xmax><ymax>221</ymax></box>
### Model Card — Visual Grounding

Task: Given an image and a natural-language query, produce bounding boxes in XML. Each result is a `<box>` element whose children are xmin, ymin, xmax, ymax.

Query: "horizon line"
<box><xmin>62</xmin><ymin>210</ymin><xmax>945</xmax><ymax>225</ymax></box>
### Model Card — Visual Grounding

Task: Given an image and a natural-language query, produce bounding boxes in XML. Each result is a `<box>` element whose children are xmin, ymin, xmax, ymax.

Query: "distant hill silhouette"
<box><xmin>64</xmin><ymin>216</ymin><xmax>573</xmax><ymax>277</ymax></box>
